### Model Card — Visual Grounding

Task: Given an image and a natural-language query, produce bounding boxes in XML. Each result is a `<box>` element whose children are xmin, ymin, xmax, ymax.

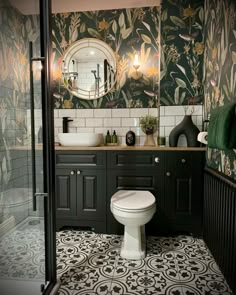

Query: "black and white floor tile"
<box><xmin>0</xmin><ymin>218</ymin><xmax>45</xmax><ymax>281</ymax></box>
<box><xmin>56</xmin><ymin>231</ymin><xmax>232</xmax><ymax>295</ymax></box>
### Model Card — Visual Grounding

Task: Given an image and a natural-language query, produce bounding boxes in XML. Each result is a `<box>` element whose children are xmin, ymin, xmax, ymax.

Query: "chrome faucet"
<box><xmin>62</xmin><ymin>117</ymin><xmax>73</xmax><ymax>133</ymax></box>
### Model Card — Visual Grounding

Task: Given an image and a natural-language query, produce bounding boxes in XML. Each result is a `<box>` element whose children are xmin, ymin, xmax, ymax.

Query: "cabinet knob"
<box><xmin>77</xmin><ymin>170</ymin><xmax>81</xmax><ymax>175</ymax></box>
<box><xmin>166</xmin><ymin>171</ymin><xmax>171</xmax><ymax>177</ymax></box>
<box><xmin>154</xmin><ymin>157</ymin><xmax>160</xmax><ymax>163</ymax></box>
<box><xmin>181</xmin><ymin>158</ymin><xmax>186</xmax><ymax>164</ymax></box>
<box><xmin>70</xmin><ymin>170</ymin><xmax>75</xmax><ymax>175</ymax></box>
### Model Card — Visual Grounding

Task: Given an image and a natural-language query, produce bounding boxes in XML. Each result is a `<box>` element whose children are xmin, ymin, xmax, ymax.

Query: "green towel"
<box><xmin>208</xmin><ymin>102</ymin><xmax>236</xmax><ymax>150</ymax></box>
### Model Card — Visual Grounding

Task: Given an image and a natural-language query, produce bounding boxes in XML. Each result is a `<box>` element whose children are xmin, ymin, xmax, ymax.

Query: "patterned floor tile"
<box><xmin>56</xmin><ymin>231</ymin><xmax>233</xmax><ymax>295</ymax></box>
<box><xmin>180</xmin><ymin>273</ymin><xmax>232</xmax><ymax>295</ymax></box>
<box><xmin>56</xmin><ymin>285</ymin><xmax>74</xmax><ymax>295</ymax></box>
<box><xmin>60</xmin><ymin>265</ymin><xmax>112</xmax><ymax>294</ymax></box>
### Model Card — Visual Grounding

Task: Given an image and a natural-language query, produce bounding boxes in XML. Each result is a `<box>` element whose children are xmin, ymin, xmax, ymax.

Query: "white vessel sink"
<box><xmin>58</xmin><ymin>133</ymin><xmax>103</xmax><ymax>146</ymax></box>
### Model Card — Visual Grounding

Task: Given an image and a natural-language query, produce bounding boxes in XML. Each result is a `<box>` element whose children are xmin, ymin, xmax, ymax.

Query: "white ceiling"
<box><xmin>9</xmin><ymin>0</ymin><xmax>161</xmax><ymax>15</ymax></box>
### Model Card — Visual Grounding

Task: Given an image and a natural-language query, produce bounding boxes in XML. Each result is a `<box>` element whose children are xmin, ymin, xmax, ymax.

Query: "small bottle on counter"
<box><xmin>112</xmin><ymin>130</ymin><xmax>117</xmax><ymax>144</ymax></box>
<box><xmin>106</xmin><ymin>130</ymin><xmax>111</xmax><ymax>144</ymax></box>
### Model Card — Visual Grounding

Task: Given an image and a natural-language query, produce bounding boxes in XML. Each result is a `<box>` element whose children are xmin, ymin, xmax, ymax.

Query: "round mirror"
<box><xmin>62</xmin><ymin>38</ymin><xmax>117</xmax><ymax>100</ymax></box>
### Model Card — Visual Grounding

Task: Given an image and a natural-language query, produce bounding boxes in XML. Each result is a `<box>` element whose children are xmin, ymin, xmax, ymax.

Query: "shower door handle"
<box><xmin>29</xmin><ymin>41</ymin><xmax>45</xmax><ymax>211</ymax></box>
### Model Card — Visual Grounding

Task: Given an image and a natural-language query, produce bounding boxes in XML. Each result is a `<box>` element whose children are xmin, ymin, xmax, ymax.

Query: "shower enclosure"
<box><xmin>0</xmin><ymin>0</ymin><xmax>57</xmax><ymax>294</ymax></box>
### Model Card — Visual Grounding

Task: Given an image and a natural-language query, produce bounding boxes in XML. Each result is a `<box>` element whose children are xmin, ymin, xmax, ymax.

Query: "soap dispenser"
<box><xmin>106</xmin><ymin>130</ymin><xmax>111</xmax><ymax>144</ymax></box>
<box><xmin>112</xmin><ymin>130</ymin><xmax>117</xmax><ymax>144</ymax></box>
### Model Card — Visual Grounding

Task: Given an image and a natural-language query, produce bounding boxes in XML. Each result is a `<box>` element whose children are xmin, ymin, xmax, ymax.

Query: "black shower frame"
<box><xmin>39</xmin><ymin>0</ymin><xmax>57</xmax><ymax>293</ymax></box>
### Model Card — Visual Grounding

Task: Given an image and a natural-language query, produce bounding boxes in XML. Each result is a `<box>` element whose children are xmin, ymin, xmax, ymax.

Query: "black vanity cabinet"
<box><xmin>106</xmin><ymin>151</ymin><xmax>165</xmax><ymax>235</ymax></box>
<box><xmin>106</xmin><ymin>150</ymin><xmax>205</xmax><ymax>236</ymax></box>
<box><xmin>55</xmin><ymin>149</ymin><xmax>205</xmax><ymax>236</ymax></box>
<box><xmin>55</xmin><ymin>151</ymin><xmax>106</xmax><ymax>232</ymax></box>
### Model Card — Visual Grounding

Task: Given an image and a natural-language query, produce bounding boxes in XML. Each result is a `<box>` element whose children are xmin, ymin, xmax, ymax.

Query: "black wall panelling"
<box><xmin>204</xmin><ymin>167</ymin><xmax>236</xmax><ymax>294</ymax></box>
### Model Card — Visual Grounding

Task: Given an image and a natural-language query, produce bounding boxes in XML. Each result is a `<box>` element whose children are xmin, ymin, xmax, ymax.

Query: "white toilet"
<box><xmin>110</xmin><ymin>190</ymin><xmax>156</xmax><ymax>260</ymax></box>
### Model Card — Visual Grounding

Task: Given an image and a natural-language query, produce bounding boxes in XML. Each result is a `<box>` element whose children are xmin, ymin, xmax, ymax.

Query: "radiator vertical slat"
<box><xmin>204</xmin><ymin>167</ymin><xmax>236</xmax><ymax>294</ymax></box>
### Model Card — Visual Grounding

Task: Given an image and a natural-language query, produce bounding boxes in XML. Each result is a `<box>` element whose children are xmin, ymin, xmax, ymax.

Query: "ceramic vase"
<box><xmin>169</xmin><ymin>115</ymin><xmax>200</xmax><ymax>147</ymax></box>
<box><xmin>142</xmin><ymin>127</ymin><xmax>156</xmax><ymax>146</ymax></box>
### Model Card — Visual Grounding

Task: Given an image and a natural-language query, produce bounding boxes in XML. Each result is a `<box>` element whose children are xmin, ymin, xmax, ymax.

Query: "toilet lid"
<box><xmin>111</xmin><ymin>190</ymin><xmax>156</xmax><ymax>211</ymax></box>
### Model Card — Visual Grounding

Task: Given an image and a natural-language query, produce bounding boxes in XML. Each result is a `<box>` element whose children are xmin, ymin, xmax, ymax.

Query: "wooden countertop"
<box><xmin>11</xmin><ymin>144</ymin><xmax>206</xmax><ymax>151</ymax></box>
<box><xmin>55</xmin><ymin>144</ymin><xmax>206</xmax><ymax>151</ymax></box>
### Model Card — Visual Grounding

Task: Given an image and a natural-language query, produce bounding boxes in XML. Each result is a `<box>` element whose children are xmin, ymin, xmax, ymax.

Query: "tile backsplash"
<box><xmin>54</xmin><ymin>105</ymin><xmax>203</xmax><ymax>147</ymax></box>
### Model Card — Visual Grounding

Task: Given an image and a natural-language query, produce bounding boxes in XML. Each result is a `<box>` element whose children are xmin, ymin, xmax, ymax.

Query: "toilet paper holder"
<box><xmin>197</xmin><ymin>132</ymin><xmax>208</xmax><ymax>144</ymax></box>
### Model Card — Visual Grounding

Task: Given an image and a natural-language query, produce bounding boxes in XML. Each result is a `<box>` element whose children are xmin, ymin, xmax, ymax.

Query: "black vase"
<box><xmin>169</xmin><ymin>115</ymin><xmax>200</xmax><ymax>147</ymax></box>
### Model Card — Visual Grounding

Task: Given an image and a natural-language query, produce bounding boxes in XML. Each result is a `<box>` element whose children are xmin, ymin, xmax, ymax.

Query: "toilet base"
<box><xmin>120</xmin><ymin>225</ymin><xmax>146</xmax><ymax>260</ymax></box>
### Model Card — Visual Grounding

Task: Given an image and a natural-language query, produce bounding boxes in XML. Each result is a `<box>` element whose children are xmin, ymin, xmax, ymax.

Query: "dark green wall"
<box><xmin>52</xmin><ymin>1</ymin><xmax>205</xmax><ymax>109</ymax></box>
<box><xmin>204</xmin><ymin>0</ymin><xmax>236</xmax><ymax>179</ymax></box>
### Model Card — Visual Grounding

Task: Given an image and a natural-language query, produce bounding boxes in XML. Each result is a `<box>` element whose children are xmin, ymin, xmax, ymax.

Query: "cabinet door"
<box><xmin>55</xmin><ymin>168</ymin><xmax>77</xmax><ymax>218</ymax></box>
<box><xmin>165</xmin><ymin>152</ymin><xmax>204</xmax><ymax>234</ymax></box>
<box><xmin>77</xmin><ymin>169</ymin><xmax>106</xmax><ymax>221</ymax></box>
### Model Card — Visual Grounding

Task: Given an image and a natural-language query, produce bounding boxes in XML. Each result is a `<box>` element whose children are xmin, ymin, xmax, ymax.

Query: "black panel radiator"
<box><xmin>204</xmin><ymin>167</ymin><xmax>236</xmax><ymax>294</ymax></box>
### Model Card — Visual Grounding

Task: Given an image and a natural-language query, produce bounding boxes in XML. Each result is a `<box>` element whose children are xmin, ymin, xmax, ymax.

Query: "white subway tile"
<box><xmin>112</xmin><ymin>109</ymin><xmax>130</xmax><ymax>118</ymax></box>
<box><xmin>122</xmin><ymin>118</ymin><xmax>138</xmax><ymax>127</ymax></box>
<box><xmin>160</xmin><ymin>116</ymin><xmax>175</xmax><ymax>126</ymax></box>
<box><xmin>164</xmin><ymin>106</ymin><xmax>185</xmax><ymax>116</ymax></box>
<box><xmin>130</xmin><ymin>126</ymin><xmax>141</xmax><ymax>136</ymax></box>
<box><xmin>140</xmin><ymin>136</ymin><xmax>146</xmax><ymax>146</ymax></box>
<box><xmin>193</xmin><ymin>105</ymin><xmax>203</xmax><ymax>115</ymax></box>
<box><xmin>148</xmin><ymin>108</ymin><xmax>158</xmax><ymax>117</ymax></box>
<box><xmin>103</xmin><ymin>118</ymin><xmax>121</xmax><ymax>127</ymax></box>
<box><xmin>177</xmin><ymin>135</ymin><xmax>187</xmax><ymax>147</ymax></box>
<box><xmin>94</xmin><ymin>109</ymin><xmax>111</xmax><ymax>118</ymax></box>
<box><xmin>191</xmin><ymin>115</ymin><xmax>198</xmax><ymax>125</ymax></box>
<box><xmin>54</xmin><ymin>109</ymin><xmax>59</xmax><ymax>118</ymax></box>
<box><xmin>54</xmin><ymin>118</ymin><xmax>62</xmax><ymax>128</ymax></box>
<box><xmin>68</xmin><ymin>127</ymin><xmax>76</xmax><ymax>133</ymax></box>
<box><xmin>159</xmin><ymin>127</ymin><xmax>165</xmax><ymax>137</ymax></box>
<box><xmin>160</xmin><ymin>106</ymin><xmax>164</xmax><ymax>116</ymax></box>
<box><xmin>76</xmin><ymin>109</ymin><xmax>94</xmax><ymax>118</ymax></box>
<box><xmin>197</xmin><ymin>116</ymin><xmax>203</xmax><ymax>127</ymax></box>
<box><xmin>86</xmin><ymin>118</ymin><xmax>103</xmax><ymax>127</ymax></box>
<box><xmin>175</xmin><ymin>116</ymin><xmax>184</xmax><ymax>125</ymax></box>
<box><xmin>76</xmin><ymin>127</ymin><xmax>94</xmax><ymax>133</ymax></box>
<box><xmin>70</xmin><ymin>118</ymin><xmax>85</xmax><ymax>127</ymax></box>
<box><xmin>113</xmin><ymin>128</ymin><xmax>130</xmax><ymax>136</ymax></box>
<box><xmin>164</xmin><ymin>126</ymin><xmax>174</xmax><ymax>137</ymax></box>
<box><xmin>58</xmin><ymin>109</ymin><xmax>76</xmax><ymax>118</ymax></box>
<box><xmin>130</xmin><ymin>108</ymin><xmax>148</xmax><ymax>118</ymax></box>
<box><xmin>117</xmin><ymin>136</ymin><xmax>125</xmax><ymax>145</ymax></box>
<box><xmin>94</xmin><ymin>128</ymin><xmax>108</xmax><ymax>135</ymax></box>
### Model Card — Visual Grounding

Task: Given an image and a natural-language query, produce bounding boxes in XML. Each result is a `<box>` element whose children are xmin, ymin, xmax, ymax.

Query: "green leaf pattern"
<box><xmin>204</xmin><ymin>0</ymin><xmax>236</xmax><ymax>179</ymax></box>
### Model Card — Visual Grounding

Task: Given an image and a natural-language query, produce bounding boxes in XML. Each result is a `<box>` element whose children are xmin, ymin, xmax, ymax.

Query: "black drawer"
<box><xmin>107</xmin><ymin>151</ymin><xmax>165</xmax><ymax>170</ymax></box>
<box><xmin>55</xmin><ymin>151</ymin><xmax>106</xmax><ymax>168</ymax></box>
<box><xmin>165</xmin><ymin>151</ymin><xmax>192</xmax><ymax>175</ymax></box>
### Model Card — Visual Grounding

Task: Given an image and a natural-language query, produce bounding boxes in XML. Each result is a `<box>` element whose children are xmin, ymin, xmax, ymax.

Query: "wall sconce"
<box><xmin>133</xmin><ymin>53</ymin><xmax>140</xmax><ymax>71</ymax></box>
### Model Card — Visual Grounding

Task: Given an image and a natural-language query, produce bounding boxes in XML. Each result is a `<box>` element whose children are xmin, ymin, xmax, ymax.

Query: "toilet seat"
<box><xmin>111</xmin><ymin>190</ymin><xmax>156</xmax><ymax>212</ymax></box>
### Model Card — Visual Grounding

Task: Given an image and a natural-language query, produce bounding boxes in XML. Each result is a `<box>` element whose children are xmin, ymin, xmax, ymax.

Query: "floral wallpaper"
<box><xmin>0</xmin><ymin>0</ymin><xmax>40</xmax><ymax>194</ymax></box>
<box><xmin>204</xmin><ymin>0</ymin><xmax>236</xmax><ymax>180</ymax></box>
<box><xmin>160</xmin><ymin>0</ymin><xmax>204</xmax><ymax>106</ymax></box>
<box><xmin>52</xmin><ymin>7</ymin><xmax>160</xmax><ymax>109</ymax></box>
<box><xmin>52</xmin><ymin>2</ymin><xmax>205</xmax><ymax>109</ymax></box>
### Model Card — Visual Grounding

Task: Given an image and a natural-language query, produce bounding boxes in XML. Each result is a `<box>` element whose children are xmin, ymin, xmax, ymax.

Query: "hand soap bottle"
<box><xmin>106</xmin><ymin>130</ymin><xmax>111</xmax><ymax>144</ymax></box>
<box><xmin>112</xmin><ymin>130</ymin><xmax>117</xmax><ymax>144</ymax></box>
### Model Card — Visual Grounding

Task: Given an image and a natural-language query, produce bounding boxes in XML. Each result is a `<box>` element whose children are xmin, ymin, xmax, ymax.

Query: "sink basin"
<box><xmin>58</xmin><ymin>133</ymin><xmax>103</xmax><ymax>146</ymax></box>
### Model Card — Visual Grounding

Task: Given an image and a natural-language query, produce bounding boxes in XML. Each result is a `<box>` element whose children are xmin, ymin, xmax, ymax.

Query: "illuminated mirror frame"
<box><xmin>62</xmin><ymin>38</ymin><xmax>117</xmax><ymax>100</ymax></box>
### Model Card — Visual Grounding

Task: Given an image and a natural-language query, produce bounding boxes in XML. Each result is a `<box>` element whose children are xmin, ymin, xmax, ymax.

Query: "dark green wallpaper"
<box><xmin>204</xmin><ymin>0</ymin><xmax>236</xmax><ymax>180</ymax></box>
<box><xmin>52</xmin><ymin>7</ymin><xmax>160</xmax><ymax>109</ymax></box>
<box><xmin>52</xmin><ymin>1</ymin><xmax>205</xmax><ymax>109</ymax></box>
<box><xmin>160</xmin><ymin>0</ymin><xmax>204</xmax><ymax>106</ymax></box>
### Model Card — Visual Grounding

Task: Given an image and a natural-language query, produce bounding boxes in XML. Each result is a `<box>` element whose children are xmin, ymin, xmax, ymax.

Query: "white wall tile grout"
<box><xmin>53</xmin><ymin>105</ymin><xmax>203</xmax><ymax>146</ymax></box>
